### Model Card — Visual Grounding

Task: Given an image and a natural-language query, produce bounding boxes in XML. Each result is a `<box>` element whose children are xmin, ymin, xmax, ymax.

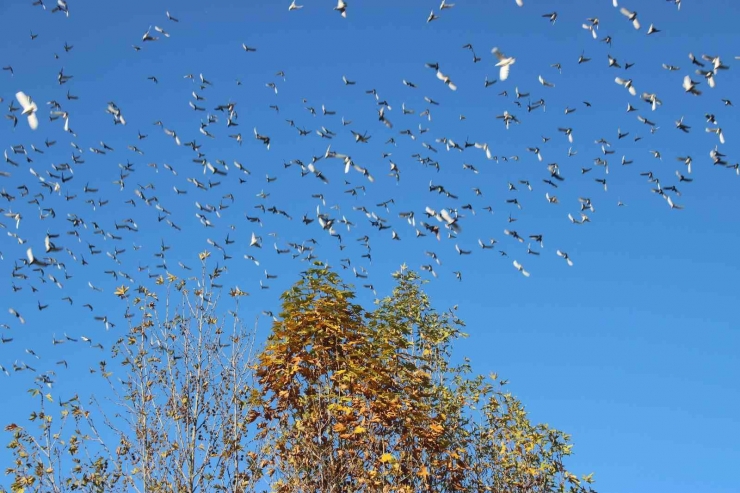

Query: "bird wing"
<box><xmin>27</xmin><ymin>113</ymin><xmax>39</xmax><ymax>130</ymax></box>
<box><xmin>499</xmin><ymin>64</ymin><xmax>510</xmax><ymax>81</ymax></box>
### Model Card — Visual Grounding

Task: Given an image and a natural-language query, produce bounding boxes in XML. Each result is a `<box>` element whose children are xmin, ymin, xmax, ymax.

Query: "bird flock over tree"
<box><xmin>0</xmin><ymin>0</ymin><xmax>737</xmax><ymax>388</ymax></box>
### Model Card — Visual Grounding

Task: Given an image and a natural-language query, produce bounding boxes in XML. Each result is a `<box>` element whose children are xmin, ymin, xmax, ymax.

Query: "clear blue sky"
<box><xmin>1</xmin><ymin>0</ymin><xmax>739</xmax><ymax>491</ymax></box>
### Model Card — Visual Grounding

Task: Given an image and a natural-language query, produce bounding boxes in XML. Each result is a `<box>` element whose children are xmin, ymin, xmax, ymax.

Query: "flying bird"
<box><xmin>492</xmin><ymin>47</ymin><xmax>515</xmax><ymax>81</ymax></box>
<box><xmin>15</xmin><ymin>92</ymin><xmax>39</xmax><ymax>130</ymax></box>
<box><xmin>512</xmin><ymin>260</ymin><xmax>530</xmax><ymax>277</ymax></box>
<box><xmin>620</xmin><ymin>7</ymin><xmax>640</xmax><ymax>30</ymax></box>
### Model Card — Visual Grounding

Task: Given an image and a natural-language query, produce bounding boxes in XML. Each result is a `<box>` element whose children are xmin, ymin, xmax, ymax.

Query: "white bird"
<box><xmin>15</xmin><ymin>92</ymin><xmax>39</xmax><ymax>130</ymax></box>
<box><xmin>440</xmin><ymin>0</ymin><xmax>455</xmax><ymax>9</ymax></box>
<box><xmin>615</xmin><ymin>77</ymin><xmax>637</xmax><ymax>96</ymax></box>
<box><xmin>558</xmin><ymin>127</ymin><xmax>574</xmax><ymax>143</ymax></box>
<box><xmin>538</xmin><ymin>74</ymin><xmax>555</xmax><ymax>88</ymax></box>
<box><xmin>436</xmin><ymin>69</ymin><xmax>457</xmax><ymax>90</ymax></box>
<box><xmin>8</xmin><ymin>308</ymin><xmax>25</xmax><ymax>324</ymax></box>
<box><xmin>516</xmin><ymin>0</ymin><xmax>524</xmax><ymax>6</ymax></box>
<box><xmin>288</xmin><ymin>0</ymin><xmax>303</xmax><ymax>10</ymax></box>
<box><xmin>665</xmin><ymin>195</ymin><xmax>684</xmax><ymax>210</ymax></box>
<box><xmin>556</xmin><ymin>250</ymin><xmax>574</xmax><ymax>267</ymax></box>
<box><xmin>492</xmin><ymin>48</ymin><xmax>515</xmax><ymax>81</ymax></box>
<box><xmin>620</xmin><ymin>7</ymin><xmax>640</xmax><ymax>30</ymax></box>
<box><xmin>682</xmin><ymin>75</ymin><xmax>702</xmax><ymax>95</ymax></box>
<box><xmin>706</xmin><ymin>127</ymin><xmax>725</xmax><ymax>144</ymax></box>
<box><xmin>335</xmin><ymin>0</ymin><xmax>347</xmax><ymax>17</ymax></box>
<box><xmin>641</xmin><ymin>92</ymin><xmax>662</xmax><ymax>111</ymax></box>
<box><xmin>512</xmin><ymin>260</ymin><xmax>530</xmax><ymax>277</ymax></box>
<box><xmin>26</xmin><ymin>247</ymin><xmax>48</xmax><ymax>266</ymax></box>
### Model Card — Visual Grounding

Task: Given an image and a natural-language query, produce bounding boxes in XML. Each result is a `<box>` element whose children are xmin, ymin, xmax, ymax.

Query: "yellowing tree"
<box><xmin>256</xmin><ymin>263</ymin><xmax>595</xmax><ymax>493</ymax></box>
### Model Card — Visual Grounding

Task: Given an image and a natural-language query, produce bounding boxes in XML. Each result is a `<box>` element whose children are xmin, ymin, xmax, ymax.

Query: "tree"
<box><xmin>3</xmin><ymin>260</ymin><xmax>263</xmax><ymax>493</ymax></box>
<box><xmin>105</xmin><ymin>262</ymin><xmax>263</xmax><ymax>492</ymax></box>
<box><xmin>4</xmin><ymin>260</ymin><xmax>595</xmax><ymax>493</ymax></box>
<box><xmin>256</xmin><ymin>263</ymin><xmax>595</xmax><ymax>493</ymax></box>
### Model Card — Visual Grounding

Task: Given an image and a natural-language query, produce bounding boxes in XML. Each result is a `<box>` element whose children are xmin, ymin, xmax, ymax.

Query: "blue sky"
<box><xmin>1</xmin><ymin>0</ymin><xmax>739</xmax><ymax>491</ymax></box>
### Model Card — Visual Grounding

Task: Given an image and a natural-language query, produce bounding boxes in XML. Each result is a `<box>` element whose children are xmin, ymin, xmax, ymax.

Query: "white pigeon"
<box><xmin>516</xmin><ymin>0</ymin><xmax>524</xmax><ymax>6</ymax></box>
<box><xmin>26</xmin><ymin>247</ymin><xmax>48</xmax><ymax>266</ymax></box>
<box><xmin>620</xmin><ymin>7</ymin><xmax>640</xmax><ymax>30</ymax></box>
<box><xmin>15</xmin><ymin>91</ymin><xmax>39</xmax><ymax>130</ymax></box>
<box><xmin>436</xmin><ymin>69</ymin><xmax>457</xmax><ymax>90</ymax></box>
<box><xmin>538</xmin><ymin>74</ymin><xmax>555</xmax><ymax>87</ymax></box>
<box><xmin>512</xmin><ymin>260</ymin><xmax>530</xmax><ymax>277</ymax></box>
<box><xmin>556</xmin><ymin>250</ymin><xmax>574</xmax><ymax>267</ymax></box>
<box><xmin>492</xmin><ymin>47</ymin><xmax>515</xmax><ymax>81</ymax></box>
<box><xmin>335</xmin><ymin>0</ymin><xmax>347</xmax><ymax>17</ymax></box>
<box><xmin>706</xmin><ymin>127</ymin><xmax>725</xmax><ymax>144</ymax></box>
<box><xmin>682</xmin><ymin>75</ymin><xmax>702</xmax><ymax>95</ymax></box>
<box><xmin>615</xmin><ymin>77</ymin><xmax>637</xmax><ymax>96</ymax></box>
<box><xmin>288</xmin><ymin>0</ymin><xmax>303</xmax><ymax>10</ymax></box>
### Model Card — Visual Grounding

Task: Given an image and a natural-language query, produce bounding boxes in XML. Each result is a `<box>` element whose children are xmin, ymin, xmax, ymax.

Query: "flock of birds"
<box><xmin>0</xmin><ymin>0</ymin><xmax>737</xmax><ymax>390</ymax></box>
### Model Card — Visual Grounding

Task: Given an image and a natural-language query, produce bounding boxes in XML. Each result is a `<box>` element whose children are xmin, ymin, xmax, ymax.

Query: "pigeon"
<box><xmin>512</xmin><ymin>260</ymin><xmax>530</xmax><ymax>277</ymax></box>
<box><xmin>492</xmin><ymin>48</ymin><xmax>516</xmax><ymax>81</ymax></box>
<box><xmin>620</xmin><ymin>7</ymin><xmax>640</xmax><ymax>30</ymax></box>
<box><xmin>556</xmin><ymin>250</ymin><xmax>574</xmax><ymax>267</ymax></box>
<box><xmin>615</xmin><ymin>77</ymin><xmax>637</xmax><ymax>96</ymax></box>
<box><xmin>15</xmin><ymin>91</ymin><xmax>39</xmax><ymax>130</ymax></box>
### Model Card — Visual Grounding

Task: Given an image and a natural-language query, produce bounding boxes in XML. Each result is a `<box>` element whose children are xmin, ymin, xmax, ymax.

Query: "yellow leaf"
<box><xmin>353</xmin><ymin>425</ymin><xmax>366</xmax><ymax>434</ymax></box>
<box><xmin>114</xmin><ymin>285</ymin><xmax>129</xmax><ymax>298</ymax></box>
<box><xmin>380</xmin><ymin>453</ymin><xmax>395</xmax><ymax>463</ymax></box>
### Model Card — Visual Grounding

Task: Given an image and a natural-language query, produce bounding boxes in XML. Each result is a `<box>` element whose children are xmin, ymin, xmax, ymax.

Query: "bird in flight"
<box><xmin>492</xmin><ymin>47</ymin><xmax>515</xmax><ymax>81</ymax></box>
<box><xmin>15</xmin><ymin>92</ymin><xmax>39</xmax><ymax>130</ymax></box>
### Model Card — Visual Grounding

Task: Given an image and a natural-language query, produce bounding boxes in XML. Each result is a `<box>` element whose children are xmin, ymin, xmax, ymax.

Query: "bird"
<box><xmin>335</xmin><ymin>0</ymin><xmax>347</xmax><ymax>17</ymax></box>
<box><xmin>556</xmin><ymin>250</ymin><xmax>574</xmax><ymax>267</ymax></box>
<box><xmin>538</xmin><ymin>75</ymin><xmax>555</xmax><ymax>88</ymax></box>
<box><xmin>512</xmin><ymin>260</ymin><xmax>530</xmax><ymax>277</ymax></box>
<box><xmin>542</xmin><ymin>12</ymin><xmax>557</xmax><ymax>24</ymax></box>
<box><xmin>620</xmin><ymin>7</ymin><xmax>640</xmax><ymax>30</ymax></box>
<box><xmin>491</xmin><ymin>48</ymin><xmax>515</xmax><ymax>81</ymax></box>
<box><xmin>682</xmin><ymin>75</ymin><xmax>702</xmax><ymax>95</ymax></box>
<box><xmin>615</xmin><ymin>77</ymin><xmax>637</xmax><ymax>96</ymax></box>
<box><xmin>706</xmin><ymin>127</ymin><xmax>725</xmax><ymax>144</ymax></box>
<box><xmin>435</xmin><ymin>69</ymin><xmax>457</xmax><ymax>90</ymax></box>
<box><xmin>15</xmin><ymin>92</ymin><xmax>39</xmax><ymax>130</ymax></box>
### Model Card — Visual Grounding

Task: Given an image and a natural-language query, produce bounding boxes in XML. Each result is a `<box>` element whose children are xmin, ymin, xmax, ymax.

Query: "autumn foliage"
<box><xmin>3</xmin><ymin>261</ymin><xmax>595</xmax><ymax>493</ymax></box>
